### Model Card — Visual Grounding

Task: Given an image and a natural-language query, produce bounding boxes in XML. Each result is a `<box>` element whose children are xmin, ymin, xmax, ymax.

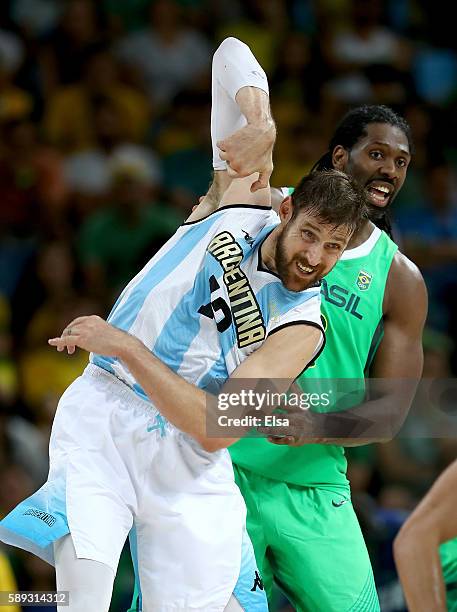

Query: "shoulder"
<box><xmin>388</xmin><ymin>250</ymin><xmax>425</xmax><ymax>290</ymax></box>
<box><xmin>385</xmin><ymin>250</ymin><xmax>427</xmax><ymax>320</ymax></box>
<box><xmin>185</xmin><ymin>203</ymin><xmax>274</xmax><ymax>227</ymax></box>
<box><xmin>266</xmin><ymin>287</ymin><xmax>323</xmax><ymax>338</ymax></box>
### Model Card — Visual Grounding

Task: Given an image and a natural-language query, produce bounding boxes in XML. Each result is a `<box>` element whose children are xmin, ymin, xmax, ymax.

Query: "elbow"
<box><xmin>197</xmin><ymin>436</ymin><xmax>230</xmax><ymax>453</ymax></box>
<box><xmin>214</xmin><ymin>37</ymin><xmax>246</xmax><ymax>62</ymax></box>
<box><xmin>393</xmin><ymin>525</ymin><xmax>411</xmax><ymax>562</ymax></box>
<box><xmin>393</xmin><ymin>522</ymin><xmax>418</xmax><ymax>569</ymax></box>
<box><xmin>394</xmin><ymin>516</ymin><xmax>432</xmax><ymax>563</ymax></box>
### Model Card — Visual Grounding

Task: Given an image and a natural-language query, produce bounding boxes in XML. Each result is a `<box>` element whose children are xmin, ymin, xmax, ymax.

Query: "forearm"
<box><xmin>212</xmin><ymin>37</ymin><xmax>275</xmax><ymax>174</ymax></box>
<box><xmin>188</xmin><ymin>38</ymin><xmax>274</xmax><ymax>222</ymax></box>
<box><xmin>311</xmin><ymin>437</ymin><xmax>386</xmax><ymax>447</ymax></box>
<box><xmin>119</xmin><ymin>336</ymin><xmax>235</xmax><ymax>451</ymax></box>
<box><xmin>235</xmin><ymin>86</ymin><xmax>275</xmax><ymax>129</ymax></box>
<box><xmin>270</xmin><ymin>386</ymin><xmax>416</xmax><ymax>447</ymax></box>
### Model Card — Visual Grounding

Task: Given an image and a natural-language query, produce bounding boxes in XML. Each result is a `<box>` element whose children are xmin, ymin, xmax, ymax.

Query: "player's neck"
<box><xmin>260</xmin><ymin>227</ymin><xmax>280</xmax><ymax>273</ymax></box>
<box><xmin>347</xmin><ymin>219</ymin><xmax>376</xmax><ymax>249</ymax></box>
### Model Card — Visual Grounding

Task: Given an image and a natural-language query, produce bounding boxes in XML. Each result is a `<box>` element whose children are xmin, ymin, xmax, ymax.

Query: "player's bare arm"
<box><xmin>187</xmin><ymin>85</ymin><xmax>275</xmax><ymax>224</ymax></box>
<box><xmin>194</xmin><ymin>86</ymin><xmax>275</xmax><ymax>217</ymax></box>
<box><xmin>49</xmin><ymin>316</ymin><xmax>321</xmax><ymax>452</ymax></box>
<box><xmin>266</xmin><ymin>251</ymin><xmax>427</xmax><ymax>447</ymax></box>
<box><xmin>186</xmin><ymin>37</ymin><xmax>275</xmax><ymax>225</ymax></box>
<box><xmin>213</xmin><ymin>37</ymin><xmax>275</xmax><ymax>192</ymax></box>
<box><xmin>217</xmin><ymin>89</ymin><xmax>275</xmax><ymax>192</ymax></box>
<box><xmin>394</xmin><ymin>459</ymin><xmax>457</xmax><ymax>611</ymax></box>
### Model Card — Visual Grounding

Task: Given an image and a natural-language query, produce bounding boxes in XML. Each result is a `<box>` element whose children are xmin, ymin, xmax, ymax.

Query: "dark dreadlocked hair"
<box><xmin>311</xmin><ymin>105</ymin><xmax>413</xmax><ymax>238</ymax></box>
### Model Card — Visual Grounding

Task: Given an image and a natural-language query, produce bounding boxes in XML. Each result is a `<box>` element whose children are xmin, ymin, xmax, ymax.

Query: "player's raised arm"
<box><xmin>212</xmin><ymin>37</ymin><xmax>275</xmax><ymax>190</ymax></box>
<box><xmin>187</xmin><ymin>37</ymin><xmax>276</xmax><ymax>223</ymax></box>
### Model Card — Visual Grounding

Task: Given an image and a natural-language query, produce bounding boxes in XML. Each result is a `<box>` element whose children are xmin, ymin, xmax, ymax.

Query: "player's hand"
<box><xmin>217</xmin><ymin>121</ymin><xmax>276</xmax><ymax>192</ymax></box>
<box><xmin>267</xmin><ymin>435</ymin><xmax>325</xmax><ymax>446</ymax></box>
<box><xmin>259</xmin><ymin>410</ymin><xmax>323</xmax><ymax>446</ymax></box>
<box><xmin>48</xmin><ymin>315</ymin><xmax>138</xmax><ymax>357</ymax></box>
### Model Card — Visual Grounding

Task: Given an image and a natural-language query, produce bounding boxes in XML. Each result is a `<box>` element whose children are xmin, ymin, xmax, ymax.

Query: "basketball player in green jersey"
<box><xmin>229</xmin><ymin>105</ymin><xmax>428</xmax><ymax>611</ymax></box>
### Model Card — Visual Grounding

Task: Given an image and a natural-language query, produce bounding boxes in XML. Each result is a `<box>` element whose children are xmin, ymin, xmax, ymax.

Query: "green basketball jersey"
<box><xmin>229</xmin><ymin>226</ymin><xmax>398</xmax><ymax>487</ymax></box>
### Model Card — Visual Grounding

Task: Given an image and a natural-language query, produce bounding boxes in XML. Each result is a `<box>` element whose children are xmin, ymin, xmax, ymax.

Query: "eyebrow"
<box><xmin>302</xmin><ymin>221</ymin><xmax>349</xmax><ymax>243</ymax></box>
<box><xmin>369</xmin><ymin>141</ymin><xmax>411</xmax><ymax>156</ymax></box>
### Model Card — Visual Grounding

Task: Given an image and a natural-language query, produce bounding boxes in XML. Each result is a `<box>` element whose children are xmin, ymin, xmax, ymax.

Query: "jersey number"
<box><xmin>198</xmin><ymin>275</ymin><xmax>232</xmax><ymax>332</ymax></box>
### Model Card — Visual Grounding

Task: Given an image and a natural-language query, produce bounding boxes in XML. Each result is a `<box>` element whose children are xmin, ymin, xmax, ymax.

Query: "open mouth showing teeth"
<box><xmin>367</xmin><ymin>184</ymin><xmax>392</xmax><ymax>206</ymax></box>
<box><xmin>297</xmin><ymin>262</ymin><xmax>314</xmax><ymax>274</ymax></box>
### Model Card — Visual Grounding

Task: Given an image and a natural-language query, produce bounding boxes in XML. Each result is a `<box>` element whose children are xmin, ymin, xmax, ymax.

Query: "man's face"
<box><xmin>275</xmin><ymin>208</ymin><xmax>352</xmax><ymax>292</ymax></box>
<box><xmin>334</xmin><ymin>123</ymin><xmax>410</xmax><ymax>218</ymax></box>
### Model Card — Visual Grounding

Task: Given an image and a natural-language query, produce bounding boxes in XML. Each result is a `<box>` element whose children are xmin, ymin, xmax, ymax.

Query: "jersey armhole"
<box><xmin>267</xmin><ymin>320</ymin><xmax>326</xmax><ymax>377</ymax></box>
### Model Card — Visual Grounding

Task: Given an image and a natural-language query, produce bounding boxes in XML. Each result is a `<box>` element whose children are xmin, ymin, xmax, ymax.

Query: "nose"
<box><xmin>379</xmin><ymin>158</ymin><xmax>397</xmax><ymax>179</ymax></box>
<box><xmin>306</xmin><ymin>243</ymin><xmax>323</xmax><ymax>267</ymax></box>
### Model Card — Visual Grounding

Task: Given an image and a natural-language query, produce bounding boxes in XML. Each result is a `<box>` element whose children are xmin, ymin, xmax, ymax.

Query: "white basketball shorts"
<box><xmin>0</xmin><ymin>365</ymin><xmax>268</xmax><ymax>611</ymax></box>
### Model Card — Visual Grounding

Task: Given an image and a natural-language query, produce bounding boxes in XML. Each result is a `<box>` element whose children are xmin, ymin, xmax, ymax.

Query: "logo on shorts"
<box><xmin>356</xmin><ymin>270</ymin><xmax>373</xmax><ymax>292</ymax></box>
<box><xmin>23</xmin><ymin>508</ymin><xmax>56</xmax><ymax>527</ymax></box>
<box><xmin>332</xmin><ymin>499</ymin><xmax>349</xmax><ymax>508</ymax></box>
<box><xmin>146</xmin><ymin>414</ymin><xmax>167</xmax><ymax>437</ymax></box>
<box><xmin>250</xmin><ymin>571</ymin><xmax>265</xmax><ymax>592</ymax></box>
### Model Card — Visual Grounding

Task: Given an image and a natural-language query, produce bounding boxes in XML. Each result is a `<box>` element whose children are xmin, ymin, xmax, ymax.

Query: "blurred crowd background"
<box><xmin>0</xmin><ymin>0</ymin><xmax>456</xmax><ymax>610</ymax></box>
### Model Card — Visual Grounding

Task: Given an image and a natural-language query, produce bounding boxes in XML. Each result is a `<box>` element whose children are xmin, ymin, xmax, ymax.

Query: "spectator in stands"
<box><xmin>0</xmin><ymin>49</ymin><xmax>32</xmax><ymax>122</ymax></box>
<box><xmin>77</xmin><ymin>147</ymin><xmax>180</xmax><ymax>299</ymax></box>
<box><xmin>44</xmin><ymin>45</ymin><xmax>150</xmax><ymax>152</ymax></box>
<box><xmin>397</xmin><ymin>163</ymin><xmax>457</xmax><ymax>330</ymax></box>
<box><xmin>0</xmin><ymin>118</ymin><xmax>67</xmax><ymax>239</ymax></box>
<box><xmin>62</xmin><ymin>96</ymin><xmax>157</xmax><ymax>220</ymax></box>
<box><xmin>322</xmin><ymin>0</ymin><xmax>412</xmax><ymax>106</ymax></box>
<box><xmin>38</xmin><ymin>0</ymin><xmax>106</xmax><ymax>95</ymax></box>
<box><xmin>115</xmin><ymin>0</ymin><xmax>211</xmax><ymax>107</ymax></box>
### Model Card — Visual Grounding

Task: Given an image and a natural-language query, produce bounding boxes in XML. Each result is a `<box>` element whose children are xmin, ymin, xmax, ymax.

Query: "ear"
<box><xmin>279</xmin><ymin>195</ymin><xmax>293</xmax><ymax>224</ymax></box>
<box><xmin>332</xmin><ymin>145</ymin><xmax>348</xmax><ymax>171</ymax></box>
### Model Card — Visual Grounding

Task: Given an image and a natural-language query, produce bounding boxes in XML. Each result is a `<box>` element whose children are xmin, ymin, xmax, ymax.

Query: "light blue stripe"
<box><xmin>233</xmin><ymin>529</ymin><xmax>268</xmax><ymax>610</ymax></box>
<box><xmin>152</xmin><ymin>263</ymin><xmax>213</xmax><ymax>373</ymax></box>
<box><xmin>251</xmin><ymin>223</ymin><xmax>277</xmax><ymax>249</ymax></box>
<box><xmin>128</xmin><ymin>527</ymin><xmax>142</xmax><ymax>612</ymax></box>
<box><xmin>198</xmin><ymin>348</ymin><xmax>228</xmax><ymax>393</ymax></box>
<box><xmin>256</xmin><ymin>281</ymin><xmax>320</xmax><ymax>320</ymax></box>
<box><xmin>0</xmin><ymin>478</ymin><xmax>69</xmax><ymax>550</ymax></box>
<box><xmin>108</xmin><ymin>215</ymin><xmax>221</xmax><ymax>332</ymax></box>
<box><xmin>91</xmin><ymin>355</ymin><xmax>115</xmax><ymax>374</ymax></box>
<box><xmin>132</xmin><ymin>256</ymin><xmax>224</xmax><ymax>399</ymax></box>
<box><xmin>91</xmin><ymin>216</ymin><xmax>221</xmax><ymax>377</ymax></box>
<box><xmin>197</xmin><ymin>254</ymin><xmax>239</xmax><ymax>390</ymax></box>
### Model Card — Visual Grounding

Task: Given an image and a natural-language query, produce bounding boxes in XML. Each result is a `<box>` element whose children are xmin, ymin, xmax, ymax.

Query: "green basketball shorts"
<box><xmin>233</xmin><ymin>464</ymin><xmax>380</xmax><ymax>612</ymax></box>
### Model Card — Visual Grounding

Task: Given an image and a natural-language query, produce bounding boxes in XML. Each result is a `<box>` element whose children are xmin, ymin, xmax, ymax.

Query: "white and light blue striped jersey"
<box><xmin>91</xmin><ymin>204</ymin><xmax>325</xmax><ymax>401</ymax></box>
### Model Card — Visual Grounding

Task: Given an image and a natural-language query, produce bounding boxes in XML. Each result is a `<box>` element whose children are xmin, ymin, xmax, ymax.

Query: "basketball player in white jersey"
<box><xmin>0</xmin><ymin>38</ymin><xmax>367</xmax><ymax>611</ymax></box>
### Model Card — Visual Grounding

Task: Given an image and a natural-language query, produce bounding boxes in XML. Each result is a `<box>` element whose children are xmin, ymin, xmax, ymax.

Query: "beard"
<box><xmin>275</xmin><ymin>226</ymin><xmax>292</xmax><ymax>287</ymax></box>
<box><xmin>275</xmin><ymin>224</ymin><xmax>318</xmax><ymax>292</ymax></box>
<box><xmin>366</xmin><ymin>197</ymin><xmax>393</xmax><ymax>221</ymax></box>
